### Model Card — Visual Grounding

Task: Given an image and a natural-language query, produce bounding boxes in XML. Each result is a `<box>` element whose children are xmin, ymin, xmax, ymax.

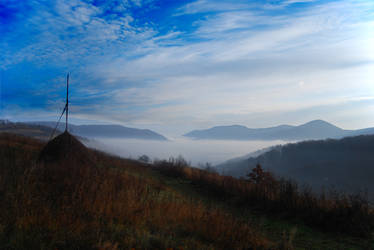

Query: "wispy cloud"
<box><xmin>1</xmin><ymin>0</ymin><xmax>374</xmax><ymax>134</ymax></box>
<box><xmin>1</xmin><ymin>0</ymin><xmax>155</xmax><ymax>69</ymax></box>
<box><xmin>263</xmin><ymin>0</ymin><xmax>318</xmax><ymax>9</ymax></box>
<box><xmin>175</xmin><ymin>0</ymin><xmax>252</xmax><ymax>15</ymax></box>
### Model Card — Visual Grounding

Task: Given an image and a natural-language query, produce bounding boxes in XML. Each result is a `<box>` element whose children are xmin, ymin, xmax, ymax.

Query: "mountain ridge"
<box><xmin>26</xmin><ymin>121</ymin><xmax>168</xmax><ymax>141</ymax></box>
<box><xmin>184</xmin><ymin>119</ymin><xmax>371</xmax><ymax>141</ymax></box>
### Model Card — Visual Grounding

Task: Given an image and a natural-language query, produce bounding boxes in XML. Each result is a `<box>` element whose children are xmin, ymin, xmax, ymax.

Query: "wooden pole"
<box><xmin>65</xmin><ymin>73</ymin><xmax>69</xmax><ymax>132</ymax></box>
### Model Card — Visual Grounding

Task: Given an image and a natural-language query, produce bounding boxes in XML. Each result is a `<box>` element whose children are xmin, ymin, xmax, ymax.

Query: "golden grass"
<box><xmin>153</xmin><ymin>159</ymin><xmax>374</xmax><ymax>237</ymax></box>
<box><xmin>0</xmin><ymin>133</ymin><xmax>276</xmax><ymax>249</ymax></box>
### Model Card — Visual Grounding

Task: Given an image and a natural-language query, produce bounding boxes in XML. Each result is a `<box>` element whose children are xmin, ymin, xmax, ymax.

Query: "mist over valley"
<box><xmin>86</xmin><ymin>136</ymin><xmax>288</xmax><ymax>166</ymax></box>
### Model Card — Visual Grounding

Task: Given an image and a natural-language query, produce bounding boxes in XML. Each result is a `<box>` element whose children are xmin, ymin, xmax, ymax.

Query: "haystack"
<box><xmin>38</xmin><ymin>131</ymin><xmax>92</xmax><ymax>164</ymax></box>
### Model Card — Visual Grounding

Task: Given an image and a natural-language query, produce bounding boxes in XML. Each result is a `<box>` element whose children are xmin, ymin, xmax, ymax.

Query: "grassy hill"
<box><xmin>1</xmin><ymin>132</ymin><xmax>373</xmax><ymax>249</ymax></box>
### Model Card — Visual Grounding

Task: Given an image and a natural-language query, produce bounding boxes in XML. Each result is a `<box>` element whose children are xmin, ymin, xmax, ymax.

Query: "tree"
<box><xmin>204</xmin><ymin>162</ymin><xmax>217</xmax><ymax>173</ymax></box>
<box><xmin>247</xmin><ymin>164</ymin><xmax>276</xmax><ymax>185</ymax></box>
<box><xmin>138</xmin><ymin>154</ymin><xmax>150</xmax><ymax>163</ymax></box>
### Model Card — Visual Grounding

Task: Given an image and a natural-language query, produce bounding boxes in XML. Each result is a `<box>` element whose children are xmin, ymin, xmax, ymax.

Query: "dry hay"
<box><xmin>38</xmin><ymin>131</ymin><xmax>93</xmax><ymax>164</ymax></box>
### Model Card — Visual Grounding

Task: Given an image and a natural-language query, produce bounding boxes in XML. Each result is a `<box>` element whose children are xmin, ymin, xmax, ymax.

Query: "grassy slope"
<box><xmin>155</xmin><ymin>172</ymin><xmax>374</xmax><ymax>250</ymax></box>
<box><xmin>0</xmin><ymin>133</ymin><xmax>273</xmax><ymax>249</ymax></box>
<box><xmin>0</xmin><ymin>133</ymin><xmax>373</xmax><ymax>249</ymax></box>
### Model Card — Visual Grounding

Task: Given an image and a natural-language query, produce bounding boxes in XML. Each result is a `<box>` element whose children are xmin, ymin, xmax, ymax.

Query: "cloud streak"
<box><xmin>1</xmin><ymin>0</ymin><xmax>374</xmax><ymax>135</ymax></box>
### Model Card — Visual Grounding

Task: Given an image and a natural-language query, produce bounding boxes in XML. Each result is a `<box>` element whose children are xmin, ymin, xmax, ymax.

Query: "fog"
<box><xmin>86</xmin><ymin>137</ymin><xmax>289</xmax><ymax>166</ymax></box>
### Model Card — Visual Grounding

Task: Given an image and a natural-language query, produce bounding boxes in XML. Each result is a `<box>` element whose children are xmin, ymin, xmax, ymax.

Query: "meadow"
<box><xmin>0</xmin><ymin>133</ymin><xmax>373</xmax><ymax>249</ymax></box>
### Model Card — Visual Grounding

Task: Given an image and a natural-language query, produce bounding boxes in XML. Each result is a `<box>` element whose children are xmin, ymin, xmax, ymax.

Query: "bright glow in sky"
<box><xmin>1</xmin><ymin>0</ymin><xmax>374</xmax><ymax>136</ymax></box>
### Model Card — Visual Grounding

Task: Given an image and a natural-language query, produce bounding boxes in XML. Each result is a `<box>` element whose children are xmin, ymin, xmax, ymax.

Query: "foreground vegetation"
<box><xmin>154</xmin><ymin>158</ymin><xmax>374</xmax><ymax>237</ymax></box>
<box><xmin>0</xmin><ymin>132</ymin><xmax>373</xmax><ymax>249</ymax></box>
<box><xmin>0</xmin><ymin>133</ymin><xmax>274</xmax><ymax>249</ymax></box>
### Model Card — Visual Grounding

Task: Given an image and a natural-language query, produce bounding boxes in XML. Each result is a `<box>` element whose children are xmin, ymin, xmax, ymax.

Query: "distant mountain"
<box><xmin>216</xmin><ymin>134</ymin><xmax>374</xmax><ymax>195</ymax></box>
<box><xmin>0</xmin><ymin>120</ymin><xmax>57</xmax><ymax>140</ymax></box>
<box><xmin>28</xmin><ymin>121</ymin><xmax>168</xmax><ymax>141</ymax></box>
<box><xmin>184</xmin><ymin>120</ymin><xmax>374</xmax><ymax>141</ymax></box>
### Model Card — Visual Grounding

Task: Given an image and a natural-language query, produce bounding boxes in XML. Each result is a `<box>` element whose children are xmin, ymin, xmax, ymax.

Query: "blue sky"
<box><xmin>0</xmin><ymin>0</ymin><xmax>373</xmax><ymax>135</ymax></box>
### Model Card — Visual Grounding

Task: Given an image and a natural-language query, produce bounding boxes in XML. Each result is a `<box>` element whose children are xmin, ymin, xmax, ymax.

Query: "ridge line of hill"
<box><xmin>184</xmin><ymin>119</ymin><xmax>374</xmax><ymax>140</ymax></box>
<box><xmin>0</xmin><ymin>120</ymin><xmax>168</xmax><ymax>141</ymax></box>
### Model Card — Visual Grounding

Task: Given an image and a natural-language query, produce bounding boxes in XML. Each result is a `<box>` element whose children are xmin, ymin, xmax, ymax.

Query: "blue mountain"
<box><xmin>184</xmin><ymin>120</ymin><xmax>371</xmax><ymax>141</ymax></box>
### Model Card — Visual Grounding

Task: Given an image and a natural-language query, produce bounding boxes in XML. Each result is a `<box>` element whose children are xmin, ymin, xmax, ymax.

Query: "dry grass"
<box><xmin>3</xmin><ymin>132</ymin><xmax>370</xmax><ymax>249</ymax></box>
<box><xmin>153</xmin><ymin>158</ymin><xmax>374</xmax><ymax>237</ymax></box>
<box><xmin>0</xmin><ymin>133</ymin><xmax>276</xmax><ymax>249</ymax></box>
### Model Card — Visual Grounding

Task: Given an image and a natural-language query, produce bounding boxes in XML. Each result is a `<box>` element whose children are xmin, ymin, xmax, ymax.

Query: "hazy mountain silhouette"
<box><xmin>216</xmin><ymin>134</ymin><xmax>374</xmax><ymax>197</ymax></box>
<box><xmin>27</xmin><ymin>121</ymin><xmax>168</xmax><ymax>140</ymax></box>
<box><xmin>184</xmin><ymin>120</ymin><xmax>373</xmax><ymax>140</ymax></box>
<box><xmin>0</xmin><ymin>120</ymin><xmax>56</xmax><ymax>140</ymax></box>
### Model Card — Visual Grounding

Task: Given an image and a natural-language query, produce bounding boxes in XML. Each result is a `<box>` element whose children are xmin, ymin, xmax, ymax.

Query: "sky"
<box><xmin>1</xmin><ymin>0</ymin><xmax>374</xmax><ymax>136</ymax></box>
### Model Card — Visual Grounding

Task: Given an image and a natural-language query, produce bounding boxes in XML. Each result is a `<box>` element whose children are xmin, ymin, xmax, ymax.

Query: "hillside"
<box><xmin>184</xmin><ymin>120</ymin><xmax>373</xmax><ymax>141</ymax></box>
<box><xmin>1</xmin><ymin>132</ymin><xmax>373</xmax><ymax>249</ymax></box>
<box><xmin>216</xmin><ymin>135</ymin><xmax>374</xmax><ymax>197</ymax></box>
<box><xmin>0</xmin><ymin>120</ymin><xmax>57</xmax><ymax>140</ymax></box>
<box><xmin>28</xmin><ymin>121</ymin><xmax>168</xmax><ymax>141</ymax></box>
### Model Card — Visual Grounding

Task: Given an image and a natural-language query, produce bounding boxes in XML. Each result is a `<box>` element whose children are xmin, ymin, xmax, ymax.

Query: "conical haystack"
<box><xmin>38</xmin><ymin>131</ymin><xmax>92</xmax><ymax>164</ymax></box>
<box><xmin>36</xmin><ymin>131</ymin><xmax>97</xmax><ymax>207</ymax></box>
